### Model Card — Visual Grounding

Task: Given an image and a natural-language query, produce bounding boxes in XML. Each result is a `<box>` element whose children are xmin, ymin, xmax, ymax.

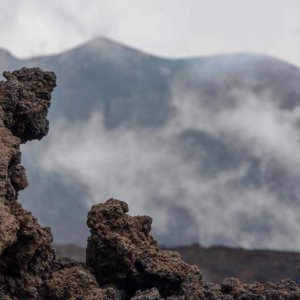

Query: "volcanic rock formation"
<box><xmin>0</xmin><ymin>68</ymin><xmax>56</xmax><ymax>299</ymax></box>
<box><xmin>0</xmin><ymin>67</ymin><xmax>300</xmax><ymax>299</ymax></box>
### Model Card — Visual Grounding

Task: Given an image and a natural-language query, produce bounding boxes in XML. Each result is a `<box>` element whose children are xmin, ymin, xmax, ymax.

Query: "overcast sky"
<box><xmin>0</xmin><ymin>0</ymin><xmax>300</xmax><ymax>65</ymax></box>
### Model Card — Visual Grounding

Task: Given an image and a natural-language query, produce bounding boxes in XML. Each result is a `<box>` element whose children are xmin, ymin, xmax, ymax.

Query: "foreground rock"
<box><xmin>0</xmin><ymin>68</ymin><xmax>114</xmax><ymax>299</ymax></box>
<box><xmin>1</xmin><ymin>68</ymin><xmax>300</xmax><ymax>299</ymax></box>
<box><xmin>86</xmin><ymin>199</ymin><xmax>204</xmax><ymax>299</ymax></box>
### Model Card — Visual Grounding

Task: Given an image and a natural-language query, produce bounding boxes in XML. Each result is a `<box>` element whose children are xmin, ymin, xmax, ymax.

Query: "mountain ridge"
<box><xmin>2</xmin><ymin>36</ymin><xmax>299</xmax><ymax>69</ymax></box>
<box><xmin>1</xmin><ymin>38</ymin><xmax>300</xmax><ymax>251</ymax></box>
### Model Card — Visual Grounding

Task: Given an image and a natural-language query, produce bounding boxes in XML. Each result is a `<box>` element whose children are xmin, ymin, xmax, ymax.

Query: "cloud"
<box><xmin>0</xmin><ymin>0</ymin><xmax>300</xmax><ymax>66</ymax></box>
<box><xmin>216</xmin><ymin>92</ymin><xmax>300</xmax><ymax>174</ymax></box>
<box><xmin>23</xmin><ymin>76</ymin><xmax>300</xmax><ymax>250</ymax></box>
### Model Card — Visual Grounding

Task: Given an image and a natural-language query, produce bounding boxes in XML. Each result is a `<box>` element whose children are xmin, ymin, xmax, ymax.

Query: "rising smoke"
<box><xmin>23</xmin><ymin>72</ymin><xmax>300</xmax><ymax>250</ymax></box>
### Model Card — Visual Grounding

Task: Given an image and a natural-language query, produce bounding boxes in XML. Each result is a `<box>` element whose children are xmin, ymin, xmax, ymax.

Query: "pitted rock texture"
<box><xmin>131</xmin><ymin>288</ymin><xmax>162</xmax><ymax>300</ymax></box>
<box><xmin>86</xmin><ymin>198</ymin><xmax>204</xmax><ymax>299</ymax></box>
<box><xmin>1</xmin><ymin>67</ymin><xmax>300</xmax><ymax>299</ymax></box>
<box><xmin>85</xmin><ymin>199</ymin><xmax>300</xmax><ymax>299</ymax></box>
<box><xmin>42</xmin><ymin>264</ymin><xmax>118</xmax><ymax>300</ymax></box>
<box><xmin>0</xmin><ymin>68</ymin><xmax>57</xmax><ymax>299</ymax></box>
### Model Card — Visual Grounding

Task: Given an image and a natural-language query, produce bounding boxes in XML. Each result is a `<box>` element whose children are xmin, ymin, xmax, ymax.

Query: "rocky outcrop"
<box><xmin>0</xmin><ymin>68</ymin><xmax>56</xmax><ymax>299</ymax></box>
<box><xmin>86</xmin><ymin>199</ymin><xmax>204</xmax><ymax>299</ymax></box>
<box><xmin>203</xmin><ymin>278</ymin><xmax>300</xmax><ymax>299</ymax></box>
<box><xmin>1</xmin><ymin>67</ymin><xmax>300</xmax><ymax>299</ymax></box>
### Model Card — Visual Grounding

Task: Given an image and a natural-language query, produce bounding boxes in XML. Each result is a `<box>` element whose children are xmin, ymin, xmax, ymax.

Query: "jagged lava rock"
<box><xmin>0</xmin><ymin>68</ymin><xmax>114</xmax><ymax>300</ymax></box>
<box><xmin>43</xmin><ymin>262</ymin><xmax>119</xmax><ymax>300</ymax></box>
<box><xmin>131</xmin><ymin>288</ymin><xmax>162</xmax><ymax>299</ymax></box>
<box><xmin>86</xmin><ymin>198</ymin><xmax>204</xmax><ymax>299</ymax></box>
<box><xmin>2</xmin><ymin>67</ymin><xmax>300</xmax><ymax>299</ymax></box>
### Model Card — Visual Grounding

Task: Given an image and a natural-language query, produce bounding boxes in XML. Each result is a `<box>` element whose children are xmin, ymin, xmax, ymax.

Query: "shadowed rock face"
<box><xmin>0</xmin><ymin>68</ymin><xmax>56</xmax><ymax>299</ymax></box>
<box><xmin>1</xmin><ymin>67</ymin><xmax>300</xmax><ymax>299</ymax></box>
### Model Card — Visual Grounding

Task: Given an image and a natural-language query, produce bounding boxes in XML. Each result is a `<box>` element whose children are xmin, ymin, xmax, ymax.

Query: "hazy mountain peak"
<box><xmin>64</xmin><ymin>36</ymin><xmax>155</xmax><ymax>64</ymax></box>
<box><xmin>0</xmin><ymin>47</ymin><xmax>13</xmax><ymax>58</ymax></box>
<box><xmin>0</xmin><ymin>48</ymin><xmax>19</xmax><ymax>74</ymax></box>
<box><xmin>2</xmin><ymin>38</ymin><xmax>300</xmax><ymax>251</ymax></box>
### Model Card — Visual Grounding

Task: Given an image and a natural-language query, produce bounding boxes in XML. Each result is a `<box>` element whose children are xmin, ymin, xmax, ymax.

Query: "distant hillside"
<box><xmin>174</xmin><ymin>244</ymin><xmax>300</xmax><ymax>284</ymax></box>
<box><xmin>55</xmin><ymin>243</ymin><xmax>300</xmax><ymax>284</ymax></box>
<box><xmin>2</xmin><ymin>38</ymin><xmax>300</xmax><ymax>249</ymax></box>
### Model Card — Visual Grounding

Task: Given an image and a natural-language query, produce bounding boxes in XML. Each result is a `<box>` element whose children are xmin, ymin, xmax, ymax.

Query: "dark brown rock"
<box><xmin>0</xmin><ymin>66</ymin><xmax>204</xmax><ymax>300</ymax></box>
<box><xmin>221</xmin><ymin>278</ymin><xmax>242</xmax><ymax>294</ymax></box>
<box><xmin>42</xmin><ymin>265</ymin><xmax>118</xmax><ymax>300</ymax></box>
<box><xmin>0</xmin><ymin>68</ymin><xmax>117</xmax><ymax>299</ymax></box>
<box><xmin>86</xmin><ymin>198</ymin><xmax>204</xmax><ymax>299</ymax></box>
<box><xmin>131</xmin><ymin>288</ymin><xmax>162</xmax><ymax>300</ymax></box>
<box><xmin>0</xmin><ymin>201</ymin><xmax>18</xmax><ymax>255</ymax></box>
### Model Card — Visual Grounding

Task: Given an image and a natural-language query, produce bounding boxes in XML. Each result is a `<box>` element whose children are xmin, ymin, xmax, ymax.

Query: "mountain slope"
<box><xmin>55</xmin><ymin>243</ymin><xmax>300</xmax><ymax>284</ymax></box>
<box><xmin>2</xmin><ymin>38</ymin><xmax>300</xmax><ymax>249</ymax></box>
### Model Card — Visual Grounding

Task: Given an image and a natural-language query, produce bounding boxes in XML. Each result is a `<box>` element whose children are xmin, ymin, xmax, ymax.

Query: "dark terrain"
<box><xmin>0</xmin><ymin>68</ymin><xmax>202</xmax><ymax>299</ymax></box>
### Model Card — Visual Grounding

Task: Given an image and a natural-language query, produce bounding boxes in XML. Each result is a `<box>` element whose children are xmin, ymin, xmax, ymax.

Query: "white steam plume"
<box><xmin>24</xmin><ymin>80</ymin><xmax>300</xmax><ymax>250</ymax></box>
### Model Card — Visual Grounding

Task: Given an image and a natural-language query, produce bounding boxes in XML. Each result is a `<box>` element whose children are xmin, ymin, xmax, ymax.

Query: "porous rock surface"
<box><xmin>1</xmin><ymin>67</ymin><xmax>300</xmax><ymax>299</ymax></box>
<box><xmin>0</xmin><ymin>68</ymin><xmax>114</xmax><ymax>300</ymax></box>
<box><xmin>86</xmin><ymin>199</ymin><xmax>203</xmax><ymax>299</ymax></box>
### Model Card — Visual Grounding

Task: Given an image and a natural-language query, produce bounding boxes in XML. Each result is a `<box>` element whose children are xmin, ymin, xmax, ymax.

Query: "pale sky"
<box><xmin>0</xmin><ymin>0</ymin><xmax>300</xmax><ymax>66</ymax></box>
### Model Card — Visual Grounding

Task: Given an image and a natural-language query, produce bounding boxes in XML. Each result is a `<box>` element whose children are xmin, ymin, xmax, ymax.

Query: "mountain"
<box><xmin>1</xmin><ymin>38</ymin><xmax>300</xmax><ymax>249</ymax></box>
<box><xmin>1</xmin><ymin>67</ymin><xmax>299</xmax><ymax>299</ymax></box>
